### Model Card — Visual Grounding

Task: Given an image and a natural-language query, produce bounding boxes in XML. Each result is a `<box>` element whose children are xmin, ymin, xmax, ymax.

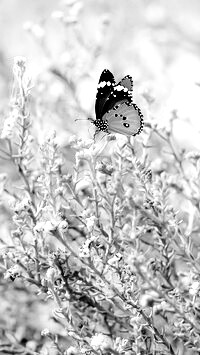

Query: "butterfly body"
<box><xmin>90</xmin><ymin>69</ymin><xmax>144</xmax><ymax>137</ymax></box>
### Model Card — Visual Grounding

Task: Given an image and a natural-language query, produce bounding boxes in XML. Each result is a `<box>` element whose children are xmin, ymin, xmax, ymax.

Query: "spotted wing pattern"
<box><xmin>92</xmin><ymin>69</ymin><xmax>144</xmax><ymax>137</ymax></box>
<box><xmin>95</xmin><ymin>69</ymin><xmax>115</xmax><ymax>120</ymax></box>
<box><xmin>103</xmin><ymin>102</ymin><xmax>144</xmax><ymax>136</ymax></box>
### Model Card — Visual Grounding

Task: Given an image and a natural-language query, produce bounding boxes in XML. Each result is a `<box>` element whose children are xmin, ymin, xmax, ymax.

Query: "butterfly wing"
<box><xmin>100</xmin><ymin>82</ymin><xmax>133</xmax><ymax>116</ymax></box>
<box><xmin>105</xmin><ymin>74</ymin><xmax>133</xmax><ymax>111</ymax></box>
<box><xmin>118</xmin><ymin>75</ymin><xmax>133</xmax><ymax>91</ymax></box>
<box><xmin>105</xmin><ymin>75</ymin><xmax>133</xmax><ymax>110</ymax></box>
<box><xmin>93</xmin><ymin>70</ymin><xmax>143</xmax><ymax>136</ymax></box>
<box><xmin>95</xmin><ymin>70</ymin><xmax>133</xmax><ymax>120</ymax></box>
<box><xmin>95</xmin><ymin>69</ymin><xmax>115</xmax><ymax>120</ymax></box>
<box><xmin>103</xmin><ymin>102</ymin><xmax>144</xmax><ymax>136</ymax></box>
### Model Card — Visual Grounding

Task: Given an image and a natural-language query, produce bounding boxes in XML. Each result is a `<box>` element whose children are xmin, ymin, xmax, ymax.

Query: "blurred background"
<box><xmin>1</xmin><ymin>0</ymin><xmax>200</xmax><ymax>353</ymax></box>
<box><xmin>1</xmin><ymin>0</ymin><xmax>200</xmax><ymax>147</ymax></box>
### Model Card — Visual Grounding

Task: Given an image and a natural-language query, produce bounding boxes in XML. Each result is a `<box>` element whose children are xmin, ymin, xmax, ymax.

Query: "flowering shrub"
<box><xmin>1</xmin><ymin>59</ymin><xmax>200</xmax><ymax>355</ymax></box>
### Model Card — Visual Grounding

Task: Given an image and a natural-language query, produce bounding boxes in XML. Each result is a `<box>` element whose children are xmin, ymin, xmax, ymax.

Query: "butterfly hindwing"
<box><xmin>118</xmin><ymin>75</ymin><xmax>133</xmax><ymax>91</ymax></box>
<box><xmin>95</xmin><ymin>69</ymin><xmax>115</xmax><ymax>120</ymax></box>
<box><xmin>103</xmin><ymin>102</ymin><xmax>144</xmax><ymax>136</ymax></box>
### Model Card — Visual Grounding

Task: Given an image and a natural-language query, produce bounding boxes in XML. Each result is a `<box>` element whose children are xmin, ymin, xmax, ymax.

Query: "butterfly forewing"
<box><xmin>95</xmin><ymin>70</ymin><xmax>133</xmax><ymax>120</ymax></box>
<box><xmin>103</xmin><ymin>83</ymin><xmax>133</xmax><ymax>113</ymax></box>
<box><xmin>103</xmin><ymin>102</ymin><xmax>144</xmax><ymax>136</ymax></box>
<box><xmin>103</xmin><ymin>74</ymin><xmax>133</xmax><ymax>110</ymax></box>
<box><xmin>95</xmin><ymin>69</ymin><xmax>115</xmax><ymax>120</ymax></box>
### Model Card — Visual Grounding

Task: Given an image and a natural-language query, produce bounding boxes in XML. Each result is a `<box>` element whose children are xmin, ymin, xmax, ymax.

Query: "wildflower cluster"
<box><xmin>1</xmin><ymin>60</ymin><xmax>200</xmax><ymax>355</ymax></box>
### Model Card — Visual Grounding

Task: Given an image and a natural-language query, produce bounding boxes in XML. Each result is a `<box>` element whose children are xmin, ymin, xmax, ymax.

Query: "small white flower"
<box><xmin>122</xmin><ymin>223</ymin><xmax>132</xmax><ymax>235</ymax></box>
<box><xmin>4</xmin><ymin>265</ymin><xmax>21</xmax><ymax>280</ymax></box>
<box><xmin>55</xmin><ymin>186</ymin><xmax>65</xmax><ymax>195</ymax></box>
<box><xmin>59</xmin><ymin>220</ymin><xmax>68</xmax><ymax>230</ymax></box>
<box><xmin>70</xmin><ymin>137</ymin><xmax>93</xmax><ymax>150</ymax></box>
<box><xmin>46</xmin><ymin>267</ymin><xmax>60</xmax><ymax>284</ymax></box>
<box><xmin>107</xmin><ymin>253</ymin><xmax>122</xmax><ymax>267</ymax></box>
<box><xmin>27</xmin><ymin>134</ymin><xmax>34</xmax><ymax>143</ymax></box>
<box><xmin>185</xmin><ymin>151</ymin><xmax>200</xmax><ymax>161</ymax></box>
<box><xmin>79</xmin><ymin>239</ymin><xmax>92</xmax><ymax>258</ymax></box>
<box><xmin>124</xmin><ymin>187</ymin><xmax>134</xmax><ymax>198</ymax></box>
<box><xmin>1</xmin><ymin>108</ymin><xmax>19</xmax><ymax>139</ymax></box>
<box><xmin>75</xmin><ymin>177</ymin><xmax>91</xmax><ymax>192</ymax></box>
<box><xmin>14</xmin><ymin>198</ymin><xmax>31</xmax><ymax>212</ymax></box>
<box><xmin>82</xmin><ymin>209</ymin><xmax>91</xmax><ymax>219</ymax></box>
<box><xmin>33</xmin><ymin>221</ymin><xmax>46</xmax><ymax>233</ymax></box>
<box><xmin>139</xmin><ymin>291</ymin><xmax>160</xmax><ymax>308</ymax></box>
<box><xmin>51</xmin><ymin>11</ymin><xmax>64</xmax><ymax>19</ymax></box>
<box><xmin>41</xmin><ymin>328</ymin><xmax>50</xmax><ymax>336</ymax></box>
<box><xmin>66</xmin><ymin>346</ymin><xmax>78</xmax><ymax>355</ymax></box>
<box><xmin>85</xmin><ymin>216</ymin><xmax>97</xmax><ymax>233</ymax></box>
<box><xmin>75</xmin><ymin>150</ymin><xmax>91</xmax><ymax>164</ymax></box>
<box><xmin>90</xmin><ymin>333</ymin><xmax>113</xmax><ymax>351</ymax></box>
<box><xmin>44</xmin><ymin>220</ymin><xmax>58</xmax><ymax>233</ymax></box>
<box><xmin>189</xmin><ymin>281</ymin><xmax>200</xmax><ymax>296</ymax></box>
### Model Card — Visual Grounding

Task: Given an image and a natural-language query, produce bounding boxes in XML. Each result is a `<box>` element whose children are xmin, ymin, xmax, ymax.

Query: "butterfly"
<box><xmin>89</xmin><ymin>69</ymin><xmax>144</xmax><ymax>137</ymax></box>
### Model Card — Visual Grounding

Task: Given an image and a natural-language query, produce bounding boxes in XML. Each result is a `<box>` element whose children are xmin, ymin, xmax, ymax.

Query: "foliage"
<box><xmin>0</xmin><ymin>56</ymin><xmax>200</xmax><ymax>355</ymax></box>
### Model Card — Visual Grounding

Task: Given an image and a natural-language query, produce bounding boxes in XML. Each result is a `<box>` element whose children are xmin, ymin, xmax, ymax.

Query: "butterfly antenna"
<box><xmin>74</xmin><ymin>118</ymin><xmax>88</xmax><ymax>122</ymax></box>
